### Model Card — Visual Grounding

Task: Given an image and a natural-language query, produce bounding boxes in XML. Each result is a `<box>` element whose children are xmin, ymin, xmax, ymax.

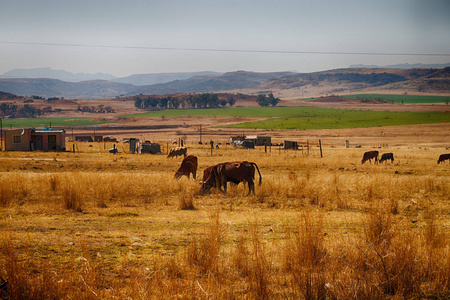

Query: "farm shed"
<box><xmin>75</xmin><ymin>136</ymin><xmax>94</xmax><ymax>142</ymax></box>
<box><xmin>231</xmin><ymin>135</ymin><xmax>271</xmax><ymax>147</ymax></box>
<box><xmin>141</xmin><ymin>142</ymin><xmax>161</xmax><ymax>154</ymax></box>
<box><xmin>284</xmin><ymin>140</ymin><xmax>298</xmax><ymax>150</ymax></box>
<box><xmin>4</xmin><ymin>127</ymin><xmax>66</xmax><ymax>151</ymax></box>
<box><xmin>103</xmin><ymin>136</ymin><xmax>117</xmax><ymax>142</ymax></box>
<box><xmin>245</xmin><ymin>135</ymin><xmax>272</xmax><ymax>146</ymax></box>
<box><xmin>93</xmin><ymin>136</ymin><xmax>103</xmax><ymax>142</ymax></box>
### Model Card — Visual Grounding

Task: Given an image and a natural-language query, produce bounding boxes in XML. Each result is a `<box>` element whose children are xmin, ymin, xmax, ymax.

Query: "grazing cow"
<box><xmin>167</xmin><ymin>147</ymin><xmax>187</xmax><ymax>158</ymax></box>
<box><xmin>379</xmin><ymin>152</ymin><xmax>394</xmax><ymax>164</ymax></box>
<box><xmin>200</xmin><ymin>161</ymin><xmax>262</xmax><ymax>196</ymax></box>
<box><xmin>201</xmin><ymin>164</ymin><xmax>242</xmax><ymax>187</ymax></box>
<box><xmin>174</xmin><ymin>155</ymin><xmax>198</xmax><ymax>179</ymax></box>
<box><xmin>437</xmin><ymin>153</ymin><xmax>450</xmax><ymax>164</ymax></box>
<box><xmin>361</xmin><ymin>150</ymin><xmax>379</xmax><ymax>164</ymax></box>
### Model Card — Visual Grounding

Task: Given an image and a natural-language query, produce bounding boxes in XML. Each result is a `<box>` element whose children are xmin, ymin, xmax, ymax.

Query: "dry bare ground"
<box><xmin>0</xmin><ymin>142</ymin><xmax>449</xmax><ymax>299</ymax></box>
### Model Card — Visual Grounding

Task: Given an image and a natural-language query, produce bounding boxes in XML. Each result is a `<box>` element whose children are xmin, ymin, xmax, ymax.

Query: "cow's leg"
<box><xmin>222</xmin><ymin>181</ymin><xmax>227</xmax><ymax>193</ymax></box>
<box><xmin>247</xmin><ymin>180</ymin><xmax>255</xmax><ymax>196</ymax></box>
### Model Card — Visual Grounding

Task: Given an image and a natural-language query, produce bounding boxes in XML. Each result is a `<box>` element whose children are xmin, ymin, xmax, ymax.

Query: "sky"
<box><xmin>1</xmin><ymin>0</ymin><xmax>450</xmax><ymax>77</ymax></box>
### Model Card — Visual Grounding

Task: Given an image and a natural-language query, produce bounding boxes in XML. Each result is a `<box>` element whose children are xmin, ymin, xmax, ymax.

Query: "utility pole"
<box><xmin>0</xmin><ymin>117</ymin><xmax>2</xmax><ymax>151</ymax></box>
<box><xmin>199</xmin><ymin>125</ymin><xmax>202</xmax><ymax>143</ymax></box>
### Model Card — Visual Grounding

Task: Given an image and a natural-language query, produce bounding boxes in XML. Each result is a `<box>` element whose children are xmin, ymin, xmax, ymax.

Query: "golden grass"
<box><xmin>0</xmin><ymin>144</ymin><xmax>449</xmax><ymax>299</ymax></box>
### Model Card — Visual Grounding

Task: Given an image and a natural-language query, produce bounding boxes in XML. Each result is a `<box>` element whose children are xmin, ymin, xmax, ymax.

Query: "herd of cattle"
<box><xmin>361</xmin><ymin>150</ymin><xmax>450</xmax><ymax>165</ymax></box>
<box><xmin>168</xmin><ymin>147</ymin><xmax>450</xmax><ymax>196</ymax></box>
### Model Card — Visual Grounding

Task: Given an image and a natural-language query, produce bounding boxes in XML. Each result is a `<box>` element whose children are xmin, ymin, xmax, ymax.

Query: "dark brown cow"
<box><xmin>437</xmin><ymin>153</ymin><xmax>450</xmax><ymax>164</ymax></box>
<box><xmin>379</xmin><ymin>152</ymin><xmax>394</xmax><ymax>164</ymax></box>
<box><xmin>361</xmin><ymin>150</ymin><xmax>379</xmax><ymax>164</ymax></box>
<box><xmin>201</xmin><ymin>164</ymin><xmax>241</xmax><ymax>187</ymax></box>
<box><xmin>200</xmin><ymin>161</ymin><xmax>262</xmax><ymax>196</ymax></box>
<box><xmin>167</xmin><ymin>147</ymin><xmax>187</xmax><ymax>158</ymax></box>
<box><xmin>174</xmin><ymin>155</ymin><xmax>198</xmax><ymax>179</ymax></box>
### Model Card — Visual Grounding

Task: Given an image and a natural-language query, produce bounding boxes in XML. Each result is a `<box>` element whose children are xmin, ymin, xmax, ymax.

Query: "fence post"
<box><xmin>307</xmin><ymin>140</ymin><xmax>309</xmax><ymax>156</ymax></box>
<box><xmin>319</xmin><ymin>139</ymin><xmax>323</xmax><ymax>158</ymax></box>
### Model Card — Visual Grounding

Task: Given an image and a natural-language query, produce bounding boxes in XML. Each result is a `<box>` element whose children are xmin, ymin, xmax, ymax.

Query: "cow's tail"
<box><xmin>252</xmin><ymin>162</ymin><xmax>262</xmax><ymax>185</ymax></box>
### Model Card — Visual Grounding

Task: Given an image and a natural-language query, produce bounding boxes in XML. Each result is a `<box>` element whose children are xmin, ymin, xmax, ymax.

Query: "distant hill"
<box><xmin>0</xmin><ymin>68</ymin><xmax>221</xmax><ymax>85</ymax></box>
<box><xmin>0</xmin><ymin>90</ymin><xmax>19</xmax><ymax>99</ymax></box>
<box><xmin>0</xmin><ymin>78</ymin><xmax>135</xmax><ymax>99</ymax></box>
<box><xmin>349</xmin><ymin>63</ymin><xmax>450</xmax><ymax>69</ymax></box>
<box><xmin>0</xmin><ymin>71</ymin><xmax>295</xmax><ymax>98</ymax></box>
<box><xmin>246</xmin><ymin>67</ymin><xmax>449</xmax><ymax>98</ymax></box>
<box><xmin>0</xmin><ymin>68</ymin><xmax>117</xmax><ymax>82</ymax></box>
<box><xmin>112</xmin><ymin>71</ymin><xmax>220</xmax><ymax>86</ymax></box>
<box><xmin>132</xmin><ymin>71</ymin><xmax>296</xmax><ymax>95</ymax></box>
<box><xmin>0</xmin><ymin>68</ymin><xmax>448</xmax><ymax>99</ymax></box>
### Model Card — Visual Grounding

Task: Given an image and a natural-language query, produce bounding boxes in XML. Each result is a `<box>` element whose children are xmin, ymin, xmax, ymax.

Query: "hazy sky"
<box><xmin>1</xmin><ymin>0</ymin><xmax>449</xmax><ymax>77</ymax></box>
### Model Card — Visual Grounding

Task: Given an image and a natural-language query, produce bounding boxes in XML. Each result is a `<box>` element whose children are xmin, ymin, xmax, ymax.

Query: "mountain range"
<box><xmin>0</xmin><ymin>68</ymin><xmax>220</xmax><ymax>85</ymax></box>
<box><xmin>0</xmin><ymin>65</ymin><xmax>449</xmax><ymax>99</ymax></box>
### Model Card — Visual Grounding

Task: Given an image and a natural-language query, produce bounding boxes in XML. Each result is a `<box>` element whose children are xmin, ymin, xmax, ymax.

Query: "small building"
<box><xmin>141</xmin><ymin>142</ymin><xmax>161</xmax><ymax>154</ymax></box>
<box><xmin>103</xmin><ymin>136</ymin><xmax>117</xmax><ymax>142</ymax></box>
<box><xmin>283</xmin><ymin>140</ymin><xmax>298</xmax><ymax>150</ymax></box>
<box><xmin>93</xmin><ymin>136</ymin><xmax>103</xmax><ymax>142</ymax></box>
<box><xmin>245</xmin><ymin>135</ymin><xmax>271</xmax><ymax>146</ymax></box>
<box><xmin>231</xmin><ymin>135</ymin><xmax>271</xmax><ymax>147</ymax></box>
<box><xmin>75</xmin><ymin>136</ymin><xmax>94</xmax><ymax>142</ymax></box>
<box><xmin>4</xmin><ymin>127</ymin><xmax>66</xmax><ymax>151</ymax></box>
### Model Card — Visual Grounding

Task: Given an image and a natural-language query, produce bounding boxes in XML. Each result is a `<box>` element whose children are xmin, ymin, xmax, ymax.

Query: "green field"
<box><xmin>0</xmin><ymin>118</ymin><xmax>108</xmax><ymax>129</ymax></box>
<box><xmin>342</xmin><ymin>94</ymin><xmax>450</xmax><ymax>104</ymax></box>
<box><xmin>2</xmin><ymin>106</ymin><xmax>449</xmax><ymax>131</ymax></box>
<box><xmin>228</xmin><ymin>110</ymin><xmax>449</xmax><ymax>129</ymax></box>
<box><xmin>124</xmin><ymin>106</ymin><xmax>449</xmax><ymax>130</ymax></box>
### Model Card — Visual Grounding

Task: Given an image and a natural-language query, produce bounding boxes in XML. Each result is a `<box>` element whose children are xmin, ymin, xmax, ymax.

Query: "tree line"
<box><xmin>0</xmin><ymin>103</ymin><xmax>42</xmax><ymax>118</ymax></box>
<box><xmin>134</xmin><ymin>92</ymin><xmax>280</xmax><ymax>110</ymax></box>
<box><xmin>134</xmin><ymin>93</ymin><xmax>236</xmax><ymax>110</ymax></box>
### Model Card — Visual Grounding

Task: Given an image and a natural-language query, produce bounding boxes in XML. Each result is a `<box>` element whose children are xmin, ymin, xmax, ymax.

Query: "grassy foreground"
<box><xmin>0</xmin><ymin>144</ymin><xmax>449</xmax><ymax>299</ymax></box>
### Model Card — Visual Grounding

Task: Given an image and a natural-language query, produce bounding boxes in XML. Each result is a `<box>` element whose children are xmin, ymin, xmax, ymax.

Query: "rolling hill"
<box><xmin>0</xmin><ymin>67</ymin><xmax>448</xmax><ymax>99</ymax></box>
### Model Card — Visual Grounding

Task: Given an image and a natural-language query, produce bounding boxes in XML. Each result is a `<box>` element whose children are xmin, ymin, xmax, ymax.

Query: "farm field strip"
<box><xmin>123</xmin><ymin>106</ymin><xmax>450</xmax><ymax>129</ymax></box>
<box><xmin>342</xmin><ymin>94</ymin><xmax>450</xmax><ymax>103</ymax></box>
<box><xmin>0</xmin><ymin>117</ymin><xmax>109</xmax><ymax>129</ymax></box>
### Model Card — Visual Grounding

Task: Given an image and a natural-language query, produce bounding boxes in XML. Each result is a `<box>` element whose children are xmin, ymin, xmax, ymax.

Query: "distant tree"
<box><xmin>134</xmin><ymin>97</ymin><xmax>143</xmax><ymax>108</ymax></box>
<box><xmin>104</xmin><ymin>106</ymin><xmax>114</xmax><ymax>113</ymax></box>
<box><xmin>257</xmin><ymin>94</ymin><xmax>270</xmax><ymax>107</ymax></box>
<box><xmin>267</xmin><ymin>93</ymin><xmax>280</xmax><ymax>107</ymax></box>
<box><xmin>159</xmin><ymin>97</ymin><xmax>169</xmax><ymax>109</ymax></box>
<box><xmin>227</xmin><ymin>96</ymin><xmax>236</xmax><ymax>107</ymax></box>
<box><xmin>219</xmin><ymin>99</ymin><xmax>227</xmax><ymax>107</ymax></box>
<box><xmin>169</xmin><ymin>97</ymin><xmax>181</xmax><ymax>109</ymax></box>
<box><xmin>207</xmin><ymin>93</ymin><xmax>220</xmax><ymax>108</ymax></box>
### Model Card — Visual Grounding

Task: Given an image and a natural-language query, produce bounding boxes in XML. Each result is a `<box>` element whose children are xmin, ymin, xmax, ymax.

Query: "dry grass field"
<box><xmin>0</xmin><ymin>140</ymin><xmax>449</xmax><ymax>299</ymax></box>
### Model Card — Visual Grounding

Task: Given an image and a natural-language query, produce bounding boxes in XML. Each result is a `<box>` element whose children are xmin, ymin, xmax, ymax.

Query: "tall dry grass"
<box><xmin>0</xmin><ymin>146</ymin><xmax>449</xmax><ymax>299</ymax></box>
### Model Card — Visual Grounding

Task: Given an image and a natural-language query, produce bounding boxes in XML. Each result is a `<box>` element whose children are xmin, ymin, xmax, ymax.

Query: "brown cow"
<box><xmin>200</xmin><ymin>161</ymin><xmax>262</xmax><ymax>196</ymax></box>
<box><xmin>379</xmin><ymin>152</ymin><xmax>394</xmax><ymax>164</ymax></box>
<box><xmin>167</xmin><ymin>147</ymin><xmax>187</xmax><ymax>158</ymax></box>
<box><xmin>437</xmin><ymin>153</ymin><xmax>450</xmax><ymax>164</ymax></box>
<box><xmin>361</xmin><ymin>150</ymin><xmax>379</xmax><ymax>164</ymax></box>
<box><xmin>174</xmin><ymin>155</ymin><xmax>198</xmax><ymax>179</ymax></box>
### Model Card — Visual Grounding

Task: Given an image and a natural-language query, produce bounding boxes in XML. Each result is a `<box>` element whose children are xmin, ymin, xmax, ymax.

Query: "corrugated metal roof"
<box><xmin>33</xmin><ymin>128</ymin><xmax>65</xmax><ymax>133</ymax></box>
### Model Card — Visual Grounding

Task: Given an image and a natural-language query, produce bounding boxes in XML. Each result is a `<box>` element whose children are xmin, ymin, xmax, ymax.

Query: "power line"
<box><xmin>1</xmin><ymin>40</ymin><xmax>450</xmax><ymax>57</ymax></box>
